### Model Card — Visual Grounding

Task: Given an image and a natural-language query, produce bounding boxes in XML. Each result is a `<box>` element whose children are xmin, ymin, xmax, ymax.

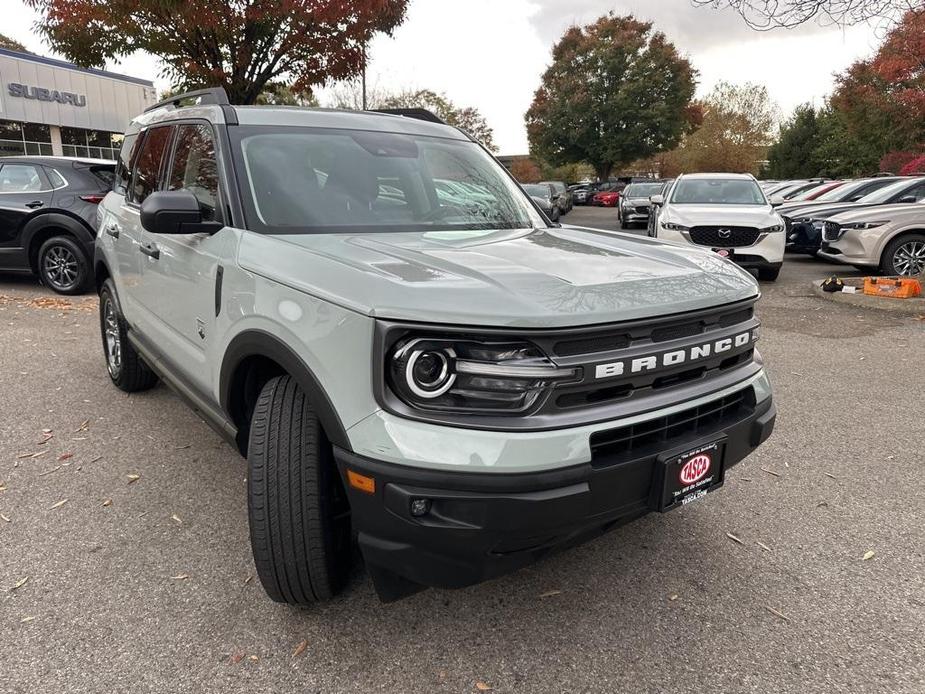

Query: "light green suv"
<box><xmin>95</xmin><ymin>89</ymin><xmax>776</xmax><ymax>604</ymax></box>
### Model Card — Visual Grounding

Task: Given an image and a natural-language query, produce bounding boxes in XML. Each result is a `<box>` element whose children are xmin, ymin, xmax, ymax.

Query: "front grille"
<box><xmin>589</xmin><ymin>388</ymin><xmax>754</xmax><ymax>466</ymax></box>
<box><xmin>689</xmin><ymin>226</ymin><xmax>760</xmax><ymax>247</ymax></box>
<box><xmin>635</xmin><ymin>205</ymin><xmax>650</xmax><ymax>214</ymax></box>
<box><xmin>822</xmin><ymin>221</ymin><xmax>842</xmax><ymax>241</ymax></box>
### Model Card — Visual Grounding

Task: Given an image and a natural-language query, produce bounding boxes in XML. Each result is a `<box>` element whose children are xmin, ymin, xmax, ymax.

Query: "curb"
<box><xmin>811</xmin><ymin>280</ymin><xmax>925</xmax><ymax>316</ymax></box>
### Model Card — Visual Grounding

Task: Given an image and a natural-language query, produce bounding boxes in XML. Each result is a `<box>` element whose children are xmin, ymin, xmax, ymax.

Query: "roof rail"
<box><xmin>144</xmin><ymin>87</ymin><xmax>230</xmax><ymax>113</ymax></box>
<box><xmin>370</xmin><ymin>108</ymin><xmax>446</xmax><ymax>124</ymax></box>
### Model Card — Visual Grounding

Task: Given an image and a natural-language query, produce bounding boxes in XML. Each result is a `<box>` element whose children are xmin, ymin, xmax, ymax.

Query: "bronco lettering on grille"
<box><xmin>594</xmin><ymin>330</ymin><xmax>754</xmax><ymax>380</ymax></box>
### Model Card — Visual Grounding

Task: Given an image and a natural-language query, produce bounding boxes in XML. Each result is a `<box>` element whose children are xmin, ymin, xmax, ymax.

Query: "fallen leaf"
<box><xmin>174</xmin><ymin>444</ymin><xmax>191</xmax><ymax>450</ymax></box>
<box><xmin>726</xmin><ymin>532</ymin><xmax>744</xmax><ymax>545</ymax></box>
<box><xmin>101</xmin><ymin>499</ymin><xmax>112</xmax><ymax>507</ymax></box>
<box><xmin>229</xmin><ymin>653</ymin><xmax>245</xmax><ymax>665</ymax></box>
<box><xmin>756</xmin><ymin>541</ymin><xmax>773</xmax><ymax>552</ymax></box>
<box><xmin>42</xmin><ymin>428</ymin><xmax>52</xmax><ymax>434</ymax></box>
<box><xmin>292</xmin><ymin>639</ymin><xmax>308</xmax><ymax>657</ymax></box>
<box><xmin>49</xmin><ymin>499</ymin><xmax>68</xmax><ymax>510</ymax></box>
<box><xmin>765</xmin><ymin>605</ymin><xmax>791</xmax><ymax>622</ymax></box>
<box><xmin>243</xmin><ymin>574</ymin><xmax>253</xmax><ymax>585</ymax></box>
<box><xmin>760</xmin><ymin>467</ymin><xmax>781</xmax><ymax>478</ymax></box>
<box><xmin>0</xmin><ymin>513</ymin><xmax>10</xmax><ymax>523</ymax></box>
<box><xmin>668</xmin><ymin>594</ymin><xmax>679</xmax><ymax>601</ymax></box>
<box><xmin>249</xmin><ymin>655</ymin><xmax>259</xmax><ymax>662</ymax></box>
<box><xmin>171</xmin><ymin>573</ymin><xmax>189</xmax><ymax>580</ymax></box>
<box><xmin>20</xmin><ymin>616</ymin><xmax>35</xmax><ymax>623</ymax></box>
<box><xmin>816</xmin><ymin>500</ymin><xmax>829</xmax><ymax>508</ymax></box>
<box><xmin>38</xmin><ymin>466</ymin><xmax>61</xmax><ymax>477</ymax></box>
<box><xmin>475</xmin><ymin>683</ymin><xmax>492</xmax><ymax>691</ymax></box>
<box><xmin>739</xmin><ymin>477</ymin><xmax>752</xmax><ymax>482</ymax></box>
<box><xmin>57</xmin><ymin>452</ymin><xmax>73</xmax><ymax>461</ymax></box>
<box><xmin>539</xmin><ymin>590</ymin><xmax>561</xmax><ymax>598</ymax></box>
<box><xmin>74</xmin><ymin>419</ymin><xmax>90</xmax><ymax>432</ymax></box>
<box><xmin>824</xmin><ymin>472</ymin><xmax>837</xmax><ymax>480</ymax></box>
<box><xmin>89</xmin><ymin>456</ymin><xmax>103</xmax><ymax>464</ymax></box>
<box><xmin>11</xmin><ymin>576</ymin><xmax>29</xmax><ymax>591</ymax></box>
<box><xmin>126</xmin><ymin>474</ymin><xmax>140</xmax><ymax>484</ymax></box>
<box><xmin>171</xmin><ymin>514</ymin><xmax>182</xmax><ymax>524</ymax></box>
<box><xmin>862</xmin><ymin>551</ymin><xmax>875</xmax><ymax>561</ymax></box>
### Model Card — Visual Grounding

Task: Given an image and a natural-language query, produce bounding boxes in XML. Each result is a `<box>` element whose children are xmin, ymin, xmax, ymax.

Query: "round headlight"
<box><xmin>405</xmin><ymin>347</ymin><xmax>455</xmax><ymax>398</ymax></box>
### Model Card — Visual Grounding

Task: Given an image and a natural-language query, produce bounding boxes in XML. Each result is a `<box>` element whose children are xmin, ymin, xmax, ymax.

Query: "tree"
<box><xmin>900</xmin><ymin>154</ymin><xmax>925</xmax><ymax>174</ymax></box>
<box><xmin>525</xmin><ymin>14</ymin><xmax>698</xmax><ymax>180</ymax></box>
<box><xmin>692</xmin><ymin>0</ymin><xmax>921</xmax><ymax>29</ymax></box>
<box><xmin>379</xmin><ymin>89</ymin><xmax>496</xmax><ymax>151</ymax></box>
<box><xmin>25</xmin><ymin>0</ymin><xmax>409</xmax><ymax>104</ymax></box>
<box><xmin>508</xmin><ymin>158</ymin><xmax>543</xmax><ymax>183</ymax></box>
<box><xmin>661</xmin><ymin>82</ymin><xmax>778</xmax><ymax>175</ymax></box>
<box><xmin>880</xmin><ymin>150</ymin><xmax>922</xmax><ymax>174</ymax></box>
<box><xmin>0</xmin><ymin>33</ymin><xmax>29</xmax><ymax>52</ymax></box>
<box><xmin>766</xmin><ymin>104</ymin><xmax>823</xmax><ymax>179</ymax></box>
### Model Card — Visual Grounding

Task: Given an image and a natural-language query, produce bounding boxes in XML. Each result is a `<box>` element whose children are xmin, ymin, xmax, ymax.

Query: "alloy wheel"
<box><xmin>103</xmin><ymin>298</ymin><xmax>122</xmax><ymax>378</ymax></box>
<box><xmin>42</xmin><ymin>245</ymin><xmax>79</xmax><ymax>290</ymax></box>
<box><xmin>892</xmin><ymin>240</ymin><xmax>925</xmax><ymax>276</ymax></box>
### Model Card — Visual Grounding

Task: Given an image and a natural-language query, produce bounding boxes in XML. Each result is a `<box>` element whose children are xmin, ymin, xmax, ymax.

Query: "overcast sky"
<box><xmin>6</xmin><ymin>0</ymin><xmax>882</xmax><ymax>153</ymax></box>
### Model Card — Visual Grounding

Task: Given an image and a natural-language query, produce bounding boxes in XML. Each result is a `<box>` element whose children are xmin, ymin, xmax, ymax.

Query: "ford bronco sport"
<box><xmin>95</xmin><ymin>88</ymin><xmax>776</xmax><ymax>604</ymax></box>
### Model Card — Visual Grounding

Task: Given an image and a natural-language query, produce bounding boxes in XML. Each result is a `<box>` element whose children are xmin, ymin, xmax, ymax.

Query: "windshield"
<box><xmin>624</xmin><ymin>183</ymin><xmax>663</xmax><ymax>198</ymax></box>
<box><xmin>233</xmin><ymin>127</ymin><xmax>543</xmax><ymax>233</ymax></box>
<box><xmin>523</xmin><ymin>184</ymin><xmax>549</xmax><ymax>197</ymax></box>
<box><xmin>858</xmin><ymin>177</ymin><xmax>924</xmax><ymax>204</ymax></box>
<box><xmin>814</xmin><ymin>179</ymin><xmax>868</xmax><ymax>202</ymax></box>
<box><xmin>670</xmin><ymin>178</ymin><xmax>766</xmax><ymax>205</ymax></box>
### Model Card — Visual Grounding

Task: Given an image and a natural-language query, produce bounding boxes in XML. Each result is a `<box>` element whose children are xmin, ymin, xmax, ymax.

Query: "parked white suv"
<box><xmin>650</xmin><ymin>173</ymin><xmax>786</xmax><ymax>281</ymax></box>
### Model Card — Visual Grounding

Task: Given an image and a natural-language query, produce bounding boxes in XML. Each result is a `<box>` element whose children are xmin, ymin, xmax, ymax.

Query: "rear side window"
<box><xmin>167</xmin><ymin>124</ymin><xmax>219</xmax><ymax>221</ymax></box>
<box><xmin>44</xmin><ymin>167</ymin><xmax>67</xmax><ymax>189</ymax></box>
<box><xmin>114</xmin><ymin>133</ymin><xmax>139</xmax><ymax>195</ymax></box>
<box><xmin>129</xmin><ymin>126</ymin><xmax>172</xmax><ymax>204</ymax></box>
<box><xmin>0</xmin><ymin>164</ymin><xmax>45</xmax><ymax>192</ymax></box>
<box><xmin>90</xmin><ymin>166</ymin><xmax>115</xmax><ymax>188</ymax></box>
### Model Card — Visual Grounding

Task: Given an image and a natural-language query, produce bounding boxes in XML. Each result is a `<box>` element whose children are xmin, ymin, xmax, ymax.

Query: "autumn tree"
<box><xmin>766</xmin><ymin>104</ymin><xmax>824</xmax><ymax>179</ymax></box>
<box><xmin>379</xmin><ymin>89</ymin><xmax>496</xmax><ymax>152</ymax></box>
<box><xmin>693</xmin><ymin>0</ymin><xmax>921</xmax><ymax>28</ymax></box>
<box><xmin>0</xmin><ymin>33</ymin><xmax>29</xmax><ymax>52</ymax></box>
<box><xmin>26</xmin><ymin>0</ymin><xmax>409</xmax><ymax>104</ymax></box>
<box><xmin>662</xmin><ymin>82</ymin><xmax>778</xmax><ymax>175</ymax></box>
<box><xmin>508</xmin><ymin>158</ymin><xmax>543</xmax><ymax>183</ymax></box>
<box><xmin>526</xmin><ymin>14</ymin><xmax>698</xmax><ymax>180</ymax></box>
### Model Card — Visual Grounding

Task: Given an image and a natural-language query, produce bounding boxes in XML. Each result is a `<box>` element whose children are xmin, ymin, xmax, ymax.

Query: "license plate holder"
<box><xmin>713</xmin><ymin>248</ymin><xmax>735</xmax><ymax>260</ymax></box>
<box><xmin>650</xmin><ymin>439</ymin><xmax>727</xmax><ymax>512</ymax></box>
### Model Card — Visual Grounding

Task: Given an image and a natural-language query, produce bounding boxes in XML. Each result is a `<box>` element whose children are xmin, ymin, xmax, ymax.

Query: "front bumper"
<box><xmin>335</xmin><ymin>380</ymin><xmax>776</xmax><ymax>601</ymax></box>
<box><xmin>658</xmin><ymin>225</ymin><xmax>786</xmax><ymax>266</ymax></box>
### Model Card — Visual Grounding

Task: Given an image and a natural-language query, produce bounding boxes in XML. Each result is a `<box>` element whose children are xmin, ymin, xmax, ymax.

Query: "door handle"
<box><xmin>140</xmin><ymin>243</ymin><xmax>160</xmax><ymax>260</ymax></box>
<box><xmin>25</xmin><ymin>200</ymin><xmax>44</xmax><ymax>209</ymax></box>
<box><xmin>105</xmin><ymin>223</ymin><xmax>120</xmax><ymax>239</ymax></box>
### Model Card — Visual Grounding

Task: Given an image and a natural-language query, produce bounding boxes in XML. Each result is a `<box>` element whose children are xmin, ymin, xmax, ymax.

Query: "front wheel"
<box><xmin>758</xmin><ymin>266</ymin><xmax>781</xmax><ymax>282</ymax></box>
<box><xmin>38</xmin><ymin>235</ymin><xmax>90</xmax><ymax>295</ymax></box>
<box><xmin>248</xmin><ymin>375</ymin><xmax>352</xmax><ymax>605</ymax></box>
<box><xmin>881</xmin><ymin>234</ymin><xmax>925</xmax><ymax>276</ymax></box>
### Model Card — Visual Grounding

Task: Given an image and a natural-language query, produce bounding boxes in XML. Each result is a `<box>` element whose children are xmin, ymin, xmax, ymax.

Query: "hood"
<box><xmin>623</xmin><ymin>197</ymin><xmax>651</xmax><ymax>206</ymax></box>
<box><xmin>828</xmin><ymin>202</ymin><xmax>925</xmax><ymax>224</ymax></box>
<box><xmin>664</xmin><ymin>204</ymin><xmax>779</xmax><ymax>227</ymax></box>
<box><xmin>778</xmin><ymin>201</ymin><xmax>864</xmax><ymax>220</ymax></box>
<box><xmin>237</xmin><ymin>226</ymin><xmax>759</xmax><ymax>328</ymax></box>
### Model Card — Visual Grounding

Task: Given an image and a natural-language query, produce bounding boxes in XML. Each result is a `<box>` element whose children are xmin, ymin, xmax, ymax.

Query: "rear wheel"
<box><xmin>38</xmin><ymin>235</ymin><xmax>90</xmax><ymax>295</ymax></box>
<box><xmin>881</xmin><ymin>234</ymin><xmax>925</xmax><ymax>276</ymax></box>
<box><xmin>248</xmin><ymin>375</ymin><xmax>352</xmax><ymax>605</ymax></box>
<box><xmin>99</xmin><ymin>280</ymin><xmax>158</xmax><ymax>392</ymax></box>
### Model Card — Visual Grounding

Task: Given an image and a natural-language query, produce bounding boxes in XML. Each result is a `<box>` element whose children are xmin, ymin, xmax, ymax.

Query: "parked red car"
<box><xmin>593</xmin><ymin>190</ymin><xmax>621</xmax><ymax>206</ymax></box>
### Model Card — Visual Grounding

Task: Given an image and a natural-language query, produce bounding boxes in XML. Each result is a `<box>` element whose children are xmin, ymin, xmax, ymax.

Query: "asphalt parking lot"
<box><xmin>2</xmin><ymin>206</ymin><xmax>923</xmax><ymax>694</ymax></box>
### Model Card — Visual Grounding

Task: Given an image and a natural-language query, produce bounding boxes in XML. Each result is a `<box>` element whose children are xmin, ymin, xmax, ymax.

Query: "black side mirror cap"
<box><xmin>140</xmin><ymin>190</ymin><xmax>222</xmax><ymax>235</ymax></box>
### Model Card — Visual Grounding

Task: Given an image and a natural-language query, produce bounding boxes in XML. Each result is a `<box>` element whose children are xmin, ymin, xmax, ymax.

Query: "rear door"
<box><xmin>0</xmin><ymin>163</ymin><xmax>54</xmax><ymax>270</ymax></box>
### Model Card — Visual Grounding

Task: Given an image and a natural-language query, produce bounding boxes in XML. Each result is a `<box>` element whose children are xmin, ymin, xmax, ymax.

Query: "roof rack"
<box><xmin>370</xmin><ymin>108</ymin><xmax>446</xmax><ymax>124</ymax></box>
<box><xmin>144</xmin><ymin>87</ymin><xmax>230</xmax><ymax>113</ymax></box>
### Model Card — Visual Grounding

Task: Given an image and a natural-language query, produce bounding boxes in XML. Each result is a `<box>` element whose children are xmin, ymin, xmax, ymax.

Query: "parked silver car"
<box><xmin>818</xmin><ymin>202</ymin><xmax>925</xmax><ymax>275</ymax></box>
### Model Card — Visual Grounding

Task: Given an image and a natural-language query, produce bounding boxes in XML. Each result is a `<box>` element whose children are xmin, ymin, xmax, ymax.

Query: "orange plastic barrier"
<box><xmin>863</xmin><ymin>277</ymin><xmax>922</xmax><ymax>299</ymax></box>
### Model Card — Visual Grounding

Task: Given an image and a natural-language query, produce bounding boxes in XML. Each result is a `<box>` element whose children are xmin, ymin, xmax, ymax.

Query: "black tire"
<box><xmin>98</xmin><ymin>280</ymin><xmax>158</xmax><ymax>392</ymax></box>
<box><xmin>38</xmin><ymin>235</ymin><xmax>91</xmax><ymax>295</ymax></box>
<box><xmin>758</xmin><ymin>266</ymin><xmax>781</xmax><ymax>282</ymax></box>
<box><xmin>248</xmin><ymin>375</ymin><xmax>351</xmax><ymax>605</ymax></box>
<box><xmin>881</xmin><ymin>233</ymin><xmax>925</xmax><ymax>276</ymax></box>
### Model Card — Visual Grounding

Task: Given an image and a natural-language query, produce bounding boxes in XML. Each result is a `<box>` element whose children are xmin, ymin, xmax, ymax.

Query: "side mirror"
<box><xmin>140</xmin><ymin>190</ymin><xmax>221</xmax><ymax>235</ymax></box>
<box><xmin>650</xmin><ymin>194</ymin><xmax>664</xmax><ymax>206</ymax></box>
<box><xmin>770</xmin><ymin>195</ymin><xmax>784</xmax><ymax>206</ymax></box>
<box><xmin>898</xmin><ymin>195</ymin><xmax>916</xmax><ymax>204</ymax></box>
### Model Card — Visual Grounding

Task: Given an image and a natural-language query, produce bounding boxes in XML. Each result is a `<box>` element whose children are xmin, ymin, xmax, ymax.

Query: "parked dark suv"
<box><xmin>0</xmin><ymin>156</ymin><xmax>114</xmax><ymax>294</ymax></box>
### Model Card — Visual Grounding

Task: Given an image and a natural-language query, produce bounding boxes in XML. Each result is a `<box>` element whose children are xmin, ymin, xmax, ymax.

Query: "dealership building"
<box><xmin>0</xmin><ymin>46</ymin><xmax>156</xmax><ymax>160</ymax></box>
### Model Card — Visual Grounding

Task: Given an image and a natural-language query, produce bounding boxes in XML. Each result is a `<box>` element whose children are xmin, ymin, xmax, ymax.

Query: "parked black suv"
<box><xmin>0</xmin><ymin>156</ymin><xmax>114</xmax><ymax>294</ymax></box>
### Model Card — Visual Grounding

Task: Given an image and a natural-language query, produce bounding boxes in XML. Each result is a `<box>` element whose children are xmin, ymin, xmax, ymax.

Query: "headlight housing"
<box><xmin>841</xmin><ymin>220</ymin><xmax>889</xmax><ymax>230</ymax></box>
<box><xmin>661</xmin><ymin>221</ymin><xmax>689</xmax><ymax>231</ymax></box>
<box><xmin>387</xmin><ymin>336</ymin><xmax>579</xmax><ymax>414</ymax></box>
<box><xmin>760</xmin><ymin>224</ymin><xmax>784</xmax><ymax>233</ymax></box>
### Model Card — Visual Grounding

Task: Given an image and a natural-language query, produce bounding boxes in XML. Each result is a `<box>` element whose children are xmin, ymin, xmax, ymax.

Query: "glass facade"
<box><xmin>61</xmin><ymin>127</ymin><xmax>123</xmax><ymax>160</ymax></box>
<box><xmin>0</xmin><ymin>119</ymin><xmax>54</xmax><ymax>157</ymax></box>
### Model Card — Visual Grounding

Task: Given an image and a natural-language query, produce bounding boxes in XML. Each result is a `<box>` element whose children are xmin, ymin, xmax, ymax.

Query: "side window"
<box><xmin>129</xmin><ymin>126</ymin><xmax>172</xmax><ymax>204</ymax></box>
<box><xmin>114</xmin><ymin>133</ymin><xmax>139</xmax><ymax>195</ymax></box>
<box><xmin>904</xmin><ymin>184</ymin><xmax>925</xmax><ymax>202</ymax></box>
<box><xmin>44</xmin><ymin>167</ymin><xmax>67</xmax><ymax>189</ymax></box>
<box><xmin>0</xmin><ymin>164</ymin><xmax>45</xmax><ymax>193</ymax></box>
<box><xmin>167</xmin><ymin>124</ymin><xmax>219</xmax><ymax>221</ymax></box>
